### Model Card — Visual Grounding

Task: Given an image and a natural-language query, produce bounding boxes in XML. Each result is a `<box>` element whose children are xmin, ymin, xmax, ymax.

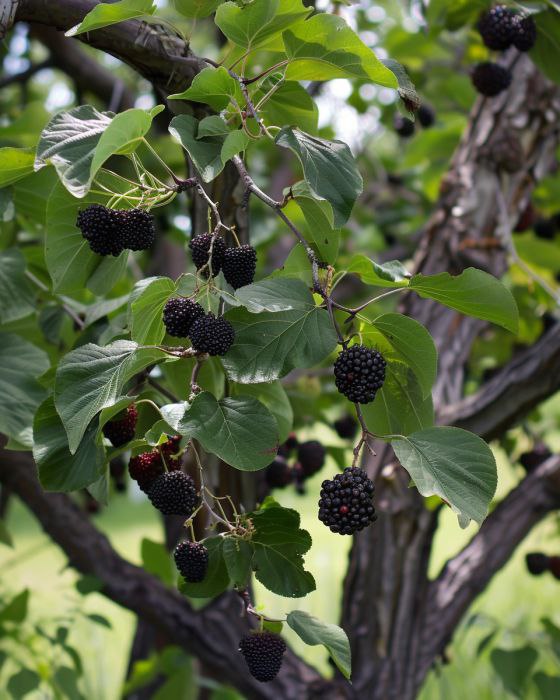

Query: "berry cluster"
<box><xmin>189</xmin><ymin>235</ymin><xmax>257</xmax><ymax>289</ymax></box>
<box><xmin>148</xmin><ymin>470</ymin><xmax>200</xmax><ymax>516</ymax></box>
<box><xmin>394</xmin><ymin>104</ymin><xmax>435</xmax><ymax>138</ymax></box>
<box><xmin>163</xmin><ymin>298</ymin><xmax>235</xmax><ymax>356</ymax></box>
<box><xmin>77</xmin><ymin>204</ymin><xmax>155</xmax><ymax>256</ymax></box>
<box><xmin>102</xmin><ymin>404</ymin><xmax>138</xmax><ymax>447</ymax></box>
<box><xmin>477</xmin><ymin>5</ymin><xmax>537</xmax><ymax>52</ymax></box>
<box><xmin>334</xmin><ymin>345</ymin><xmax>386</xmax><ymax>404</ymax></box>
<box><xmin>318</xmin><ymin>467</ymin><xmax>376</xmax><ymax>535</ymax></box>
<box><xmin>239</xmin><ymin>631</ymin><xmax>286</xmax><ymax>683</ymax></box>
<box><xmin>333</xmin><ymin>413</ymin><xmax>359</xmax><ymax>440</ymax></box>
<box><xmin>471</xmin><ymin>62</ymin><xmax>512</xmax><ymax>97</ymax></box>
<box><xmin>128</xmin><ymin>435</ymin><xmax>182</xmax><ymax>492</ymax></box>
<box><xmin>174</xmin><ymin>541</ymin><xmax>209</xmax><ymax>583</ymax></box>
<box><xmin>265</xmin><ymin>434</ymin><xmax>327</xmax><ymax>493</ymax></box>
<box><xmin>526</xmin><ymin>552</ymin><xmax>560</xmax><ymax>580</ymax></box>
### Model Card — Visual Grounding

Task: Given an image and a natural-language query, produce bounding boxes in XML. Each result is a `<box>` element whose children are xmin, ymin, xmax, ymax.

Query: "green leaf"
<box><xmin>169</xmin><ymin>115</ymin><xmax>249</xmax><ymax>183</ymax></box>
<box><xmin>169</xmin><ymin>66</ymin><xmax>243</xmax><ymax>111</ymax></box>
<box><xmin>222</xmin><ymin>538</ymin><xmax>253</xmax><ymax>588</ymax></box>
<box><xmin>0</xmin><ymin>249</ymin><xmax>35</xmax><ymax>323</ymax></box>
<box><xmin>0</xmin><ymin>333</ymin><xmax>49</xmax><ymax>448</ymax></box>
<box><xmin>90</xmin><ymin>106</ymin><xmax>163</xmax><ymax>177</ymax></box>
<box><xmin>223</xmin><ymin>304</ymin><xmax>337</xmax><ymax>383</ymax></box>
<box><xmin>66</xmin><ymin>0</ymin><xmax>157</xmax><ymax>37</ymax></box>
<box><xmin>391</xmin><ymin>427</ymin><xmax>498</xmax><ymax>527</ymax></box>
<box><xmin>531</xmin><ymin>10</ymin><xmax>560</xmax><ymax>84</ymax></box>
<box><xmin>35</xmin><ymin>105</ymin><xmax>112</xmax><ymax>197</ymax></box>
<box><xmin>45</xmin><ymin>182</ymin><xmax>127</xmax><ymax>294</ymax></box>
<box><xmin>235</xmin><ymin>277</ymin><xmax>314</xmax><ymax>313</ymax></box>
<box><xmin>0</xmin><ymin>147</ymin><xmax>35</xmax><ymax>187</ymax></box>
<box><xmin>0</xmin><ymin>590</ymin><xmax>29</xmax><ymax>624</ymax></box>
<box><xmin>258</xmin><ymin>79</ymin><xmax>319</xmax><ymax>133</ymax></box>
<box><xmin>275</xmin><ymin>127</ymin><xmax>362</xmax><ymax>227</ymax></box>
<box><xmin>347</xmin><ymin>254</ymin><xmax>411</xmax><ymax>287</ymax></box>
<box><xmin>130</xmin><ymin>276</ymin><xmax>176</xmax><ymax>344</ymax></box>
<box><xmin>0</xmin><ymin>520</ymin><xmax>13</xmax><ymax>549</ymax></box>
<box><xmin>286</xmin><ymin>611</ymin><xmax>351</xmax><ymax>679</ymax></box>
<box><xmin>491</xmin><ymin>646</ymin><xmax>538</xmax><ymax>697</ymax></box>
<box><xmin>179</xmin><ymin>538</ymin><xmax>230</xmax><ymax>599</ymax></box>
<box><xmin>250</xmin><ymin>500</ymin><xmax>315</xmax><ymax>598</ymax></box>
<box><xmin>33</xmin><ymin>397</ymin><xmax>105</xmax><ymax>492</ymax></box>
<box><xmin>362</xmin><ymin>363</ymin><xmax>434</xmax><ymax>437</ymax></box>
<box><xmin>231</xmin><ymin>381</ymin><xmax>293</xmax><ymax>442</ymax></box>
<box><xmin>371</xmin><ymin>314</ymin><xmax>437</xmax><ymax>397</ymax></box>
<box><xmin>381</xmin><ymin>59</ymin><xmax>420</xmax><ymax>109</ymax></box>
<box><xmin>141</xmin><ymin>539</ymin><xmax>175</xmax><ymax>587</ymax></box>
<box><xmin>534</xmin><ymin>672</ymin><xmax>560</xmax><ymax>700</ymax></box>
<box><xmin>54</xmin><ymin>340</ymin><xmax>167</xmax><ymax>453</ymax></box>
<box><xmin>7</xmin><ymin>669</ymin><xmax>40</xmax><ymax>698</ymax></box>
<box><xmin>291</xmin><ymin>181</ymin><xmax>340</xmax><ymax>263</ymax></box>
<box><xmin>283</xmin><ymin>13</ymin><xmax>398</xmax><ymax>86</ymax></box>
<box><xmin>177</xmin><ymin>392</ymin><xmax>278</xmax><ymax>471</ymax></box>
<box><xmin>86</xmin><ymin>613</ymin><xmax>112</xmax><ymax>628</ymax></box>
<box><xmin>409</xmin><ymin>268</ymin><xmax>519</xmax><ymax>333</ymax></box>
<box><xmin>215</xmin><ymin>0</ymin><xmax>310</xmax><ymax>50</ymax></box>
<box><xmin>171</xmin><ymin>0</ymin><xmax>225</xmax><ymax>18</ymax></box>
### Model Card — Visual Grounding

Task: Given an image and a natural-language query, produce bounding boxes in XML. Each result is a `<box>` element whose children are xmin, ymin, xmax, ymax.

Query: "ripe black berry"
<box><xmin>519</xmin><ymin>443</ymin><xmax>551</xmax><ymax>473</ymax></box>
<box><xmin>163</xmin><ymin>297</ymin><xmax>205</xmax><ymax>337</ymax></box>
<box><xmin>102</xmin><ymin>404</ymin><xmax>138</xmax><ymax>447</ymax></box>
<box><xmin>477</xmin><ymin>5</ymin><xmax>516</xmax><ymax>50</ymax></box>
<box><xmin>239</xmin><ymin>631</ymin><xmax>286</xmax><ymax>683</ymax></box>
<box><xmin>77</xmin><ymin>204</ymin><xmax>123</xmax><ymax>257</ymax></box>
<box><xmin>318</xmin><ymin>467</ymin><xmax>376</xmax><ymax>535</ymax></box>
<box><xmin>265</xmin><ymin>457</ymin><xmax>292</xmax><ymax>489</ymax></box>
<box><xmin>189</xmin><ymin>313</ymin><xmax>235</xmax><ymax>356</ymax></box>
<box><xmin>417</xmin><ymin>104</ymin><xmax>435</xmax><ymax>128</ymax></box>
<box><xmin>222</xmin><ymin>245</ymin><xmax>257</xmax><ymax>289</ymax></box>
<box><xmin>525</xmin><ymin>552</ymin><xmax>549</xmax><ymax>576</ymax></box>
<box><xmin>512</xmin><ymin>14</ymin><xmax>537</xmax><ymax>52</ymax></box>
<box><xmin>174</xmin><ymin>541</ymin><xmax>209</xmax><ymax>583</ymax></box>
<box><xmin>549</xmin><ymin>556</ymin><xmax>560</xmax><ymax>580</ymax></box>
<box><xmin>334</xmin><ymin>345</ymin><xmax>386</xmax><ymax>404</ymax></box>
<box><xmin>189</xmin><ymin>233</ymin><xmax>226</xmax><ymax>275</ymax></box>
<box><xmin>534</xmin><ymin>218</ymin><xmax>556</xmax><ymax>240</ymax></box>
<box><xmin>333</xmin><ymin>414</ymin><xmax>358</xmax><ymax>440</ymax></box>
<box><xmin>297</xmin><ymin>440</ymin><xmax>326</xmax><ymax>479</ymax></box>
<box><xmin>118</xmin><ymin>208</ymin><xmax>156</xmax><ymax>251</ymax></box>
<box><xmin>148</xmin><ymin>470</ymin><xmax>200</xmax><ymax>516</ymax></box>
<box><xmin>394</xmin><ymin>115</ymin><xmax>415</xmax><ymax>138</ymax></box>
<box><xmin>471</xmin><ymin>62</ymin><xmax>512</xmax><ymax>97</ymax></box>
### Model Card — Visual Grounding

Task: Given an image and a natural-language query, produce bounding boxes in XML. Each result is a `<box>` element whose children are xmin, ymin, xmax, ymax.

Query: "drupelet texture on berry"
<box><xmin>318</xmin><ymin>467</ymin><xmax>376</xmax><ymax>535</ymax></box>
<box><xmin>471</xmin><ymin>62</ymin><xmax>512</xmax><ymax>97</ymax></box>
<box><xmin>174</xmin><ymin>541</ymin><xmax>209</xmax><ymax>583</ymax></box>
<box><xmin>103</xmin><ymin>404</ymin><xmax>138</xmax><ymax>447</ymax></box>
<box><xmin>189</xmin><ymin>233</ymin><xmax>226</xmax><ymax>275</ymax></box>
<box><xmin>128</xmin><ymin>451</ymin><xmax>165</xmax><ymax>492</ymax></box>
<box><xmin>334</xmin><ymin>345</ymin><xmax>386</xmax><ymax>404</ymax></box>
<box><xmin>512</xmin><ymin>14</ymin><xmax>537</xmax><ymax>52</ymax></box>
<box><xmin>222</xmin><ymin>245</ymin><xmax>257</xmax><ymax>289</ymax></box>
<box><xmin>163</xmin><ymin>297</ymin><xmax>205</xmax><ymax>337</ymax></box>
<box><xmin>189</xmin><ymin>313</ymin><xmax>235</xmax><ymax>356</ymax></box>
<box><xmin>77</xmin><ymin>204</ymin><xmax>123</xmax><ymax>257</ymax></box>
<box><xmin>333</xmin><ymin>414</ymin><xmax>359</xmax><ymax>440</ymax></box>
<box><xmin>239</xmin><ymin>631</ymin><xmax>286</xmax><ymax>682</ymax></box>
<box><xmin>477</xmin><ymin>5</ymin><xmax>516</xmax><ymax>50</ymax></box>
<box><xmin>119</xmin><ymin>208</ymin><xmax>156</xmax><ymax>251</ymax></box>
<box><xmin>394</xmin><ymin>115</ymin><xmax>415</xmax><ymax>138</ymax></box>
<box><xmin>148</xmin><ymin>470</ymin><xmax>200</xmax><ymax>516</ymax></box>
<box><xmin>525</xmin><ymin>552</ymin><xmax>549</xmax><ymax>576</ymax></box>
<box><xmin>297</xmin><ymin>440</ymin><xmax>326</xmax><ymax>479</ymax></box>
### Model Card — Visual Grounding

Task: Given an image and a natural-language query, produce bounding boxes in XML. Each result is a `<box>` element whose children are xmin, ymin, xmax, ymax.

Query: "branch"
<box><xmin>0</xmin><ymin>449</ymin><xmax>324</xmax><ymax>700</ymax></box>
<box><xmin>417</xmin><ymin>455</ymin><xmax>560</xmax><ymax>683</ymax></box>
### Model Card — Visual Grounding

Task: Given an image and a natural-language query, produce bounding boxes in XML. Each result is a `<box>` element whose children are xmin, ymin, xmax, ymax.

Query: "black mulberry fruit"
<box><xmin>174</xmin><ymin>541</ymin><xmax>209</xmax><ymax>583</ymax></box>
<box><xmin>148</xmin><ymin>470</ymin><xmax>200</xmax><ymax>516</ymax></box>
<box><xmin>417</xmin><ymin>104</ymin><xmax>435</xmax><ymax>128</ymax></box>
<box><xmin>77</xmin><ymin>204</ymin><xmax>123</xmax><ymax>257</ymax></box>
<box><xmin>119</xmin><ymin>208</ymin><xmax>156</xmax><ymax>251</ymax></box>
<box><xmin>334</xmin><ymin>345</ymin><xmax>386</xmax><ymax>404</ymax></box>
<box><xmin>265</xmin><ymin>457</ymin><xmax>292</xmax><ymax>489</ymax></box>
<box><xmin>394</xmin><ymin>115</ymin><xmax>415</xmax><ymax>138</ymax></box>
<box><xmin>318</xmin><ymin>467</ymin><xmax>376</xmax><ymax>535</ymax></box>
<box><xmin>333</xmin><ymin>414</ymin><xmax>358</xmax><ymax>440</ymax></box>
<box><xmin>189</xmin><ymin>233</ymin><xmax>226</xmax><ymax>275</ymax></box>
<box><xmin>102</xmin><ymin>404</ymin><xmax>138</xmax><ymax>447</ymax></box>
<box><xmin>239</xmin><ymin>631</ymin><xmax>286</xmax><ymax>683</ymax></box>
<box><xmin>189</xmin><ymin>313</ymin><xmax>235</xmax><ymax>356</ymax></box>
<box><xmin>477</xmin><ymin>5</ymin><xmax>516</xmax><ymax>50</ymax></box>
<box><xmin>222</xmin><ymin>245</ymin><xmax>257</xmax><ymax>289</ymax></box>
<box><xmin>512</xmin><ymin>14</ymin><xmax>537</xmax><ymax>52</ymax></box>
<box><xmin>297</xmin><ymin>440</ymin><xmax>326</xmax><ymax>479</ymax></box>
<box><xmin>128</xmin><ymin>451</ymin><xmax>165</xmax><ymax>492</ymax></box>
<box><xmin>519</xmin><ymin>443</ymin><xmax>551</xmax><ymax>473</ymax></box>
<box><xmin>471</xmin><ymin>62</ymin><xmax>512</xmax><ymax>97</ymax></box>
<box><xmin>534</xmin><ymin>218</ymin><xmax>556</xmax><ymax>240</ymax></box>
<box><xmin>163</xmin><ymin>297</ymin><xmax>205</xmax><ymax>337</ymax></box>
<box><xmin>549</xmin><ymin>556</ymin><xmax>560</xmax><ymax>580</ymax></box>
<box><xmin>525</xmin><ymin>552</ymin><xmax>549</xmax><ymax>576</ymax></box>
